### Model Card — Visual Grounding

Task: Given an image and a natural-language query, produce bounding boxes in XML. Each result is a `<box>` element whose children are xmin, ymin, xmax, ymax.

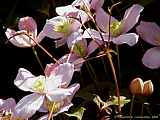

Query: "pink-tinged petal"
<box><xmin>83</xmin><ymin>28</ymin><xmax>109</xmax><ymax>42</ymax></box>
<box><xmin>42</xmin><ymin>16</ymin><xmax>65</xmax><ymax>39</ymax></box>
<box><xmin>70</xmin><ymin>20</ymin><xmax>82</xmax><ymax>32</ymax></box>
<box><xmin>18</xmin><ymin>16</ymin><xmax>37</xmax><ymax>37</ymax></box>
<box><xmin>87</xmin><ymin>40</ymin><xmax>103</xmax><ymax>56</ymax></box>
<box><xmin>44</xmin><ymin>63</ymin><xmax>58</xmax><ymax>77</ymax></box>
<box><xmin>112</xmin><ymin>33</ymin><xmax>139</xmax><ymax>46</ymax></box>
<box><xmin>56</xmin><ymin>5</ymin><xmax>79</xmax><ymax>17</ymax></box>
<box><xmin>47</xmin><ymin>83</ymin><xmax>80</xmax><ymax>104</ymax></box>
<box><xmin>67</xmin><ymin>32</ymin><xmax>83</xmax><ymax>48</ymax></box>
<box><xmin>0</xmin><ymin>98</ymin><xmax>16</xmax><ymax>112</ymax></box>
<box><xmin>142</xmin><ymin>47</ymin><xmax>160</xmax><ymax>69</ymax></box>
<box><xmin>14</xmin><ymin>68</ymin><xmax>36</xmax><ymax>92</ymax></box>
<box><xmin>72</xmin><ymin>0</ymin><xmax>90</xmax><ymax>8</ymax></box>
<box><xmin>56</xmin><ymin>5</ymin><xmax>89</xmax><ymax>23</ymax></box>
<box><xmin>5</xmin><ymin>29</ymin><xmax>36</xmax><ymax>47</ymax></box>
<box><xmin>91</xmin><ymin>0</ymin><xmax>104</xmax><ymax>10</ymax></box>
<box><xmin>136</xmin><ymin>21</ymin><xmax>160</xmax><ymax>46</ymax></box>
<box><xmin>36</xmin><ymin>31</ymin><xmax>45</xmax><ymax>43</ymax></box>
<box><xmin>67</xmin><ymin>83</ymin><xmax>80</xmax><ymax>99</ymax></box>
<box><xmin>55</xmin><ymin>38</ymin><xmax>67</xmax><ymax>48</ymax></box>
<box><xmin>96</xmin><ymin>8</ymin><xmax>117</xmax><ymax>32</ymax></box>
<box><xmin>83</xmin><ymin>28</ymin><xmax>102</xmax><ymax>39</ymax></box>
<box><xmin>54</xmin><ymin>63</ymin><xmax>74</xmax><ymax>87</ymax></box>
<box><xmin>122</xmin><ymin>4</ymin><xmax>144</xmax><ymax>33</ymax></box>
<box><xmin>13</xmin><ymin>93</ymin><xmax>44</xmax><ymax>119</ymax></box>
<box><xmin>45</xmin><ymin>62</ymin><xmax>75</xmax><ymax>87</ymax></box>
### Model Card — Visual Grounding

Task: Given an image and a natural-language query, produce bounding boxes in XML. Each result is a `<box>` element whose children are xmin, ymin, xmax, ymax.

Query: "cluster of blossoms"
<box><xmin>1</xmin><ymin>0</ymin><xmax>158</xmax><ymax>119</ymax></box>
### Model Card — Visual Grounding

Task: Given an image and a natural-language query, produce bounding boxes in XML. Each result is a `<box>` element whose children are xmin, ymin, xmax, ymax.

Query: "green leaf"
<box><xmin>65</xmin><ymin>106</ymin><xmax>86</xmax><ymax>120</ymax></box>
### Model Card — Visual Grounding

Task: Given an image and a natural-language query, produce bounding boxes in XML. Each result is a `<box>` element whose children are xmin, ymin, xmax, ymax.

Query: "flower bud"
<box><xmin>130</xmin><ymin>78</ymin><xmax>143</xmax><ymax>95</ymax></box>
<box><xmin>143</xmin><ymin>80</ymin><xmax>154</xmax><ymax>96</ymax></box>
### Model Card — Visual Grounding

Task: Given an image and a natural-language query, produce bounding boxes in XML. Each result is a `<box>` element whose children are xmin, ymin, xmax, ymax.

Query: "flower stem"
<box><xmin>106</xmin><ymin>52</ymin><xmax>121</xmax><ymax>113</ymax></box>
<box><xmin>48</xmin><ymin>102</ymin><xmax>55</xmax><ymax>120</ymax></box>
<box><xmin>129</xmin><ymin>95</ymin><xmax>135</xmax><ymax>120</ymax></box>
<box><xmin>9</xmin><ymin>32</ymin><xmax>59</xmax><ymax>63</ymax></box>
<box><xmin>85</xmin><ymin>61</ymin><xmax>97</xmax><ymax>86</ymax></box>
<box><xmin>32</xmin><ymin>47</ymin><xmax>44</xmax><ymax>72</ymax></box>
<box><xmin>141</xmin><ymin>103</ymin><xmax>144</xmax><ymax>120</ymax></box>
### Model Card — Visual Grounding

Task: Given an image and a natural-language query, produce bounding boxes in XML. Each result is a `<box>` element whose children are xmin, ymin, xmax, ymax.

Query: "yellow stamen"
<box><xmin>108</xmin><ymin>21</ymin><xmax>122</xmax><ymax>37</ymax></box>
<box><xmin>32</xmin><ymin>79</ymin><xmax>45</xmax><ymax>93</ymax></box>
<box><xmin>44</xmin><ymin>99</ymin><xmax>61</xmax><ymax>114</ymax></box>
<box><xmin>54</xmin><ymin>19</ymin><xmax>72</xmax><ymax>36</ymax></box>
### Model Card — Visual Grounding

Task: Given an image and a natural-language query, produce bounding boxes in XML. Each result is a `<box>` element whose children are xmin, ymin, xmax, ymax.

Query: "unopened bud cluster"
<box><xmin>130</xmin><ymin>78</ymin><xmax>153</xmax><ymax>96</ymax></box>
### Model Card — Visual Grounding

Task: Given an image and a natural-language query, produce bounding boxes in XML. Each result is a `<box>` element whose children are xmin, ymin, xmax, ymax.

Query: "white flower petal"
<box><xmin>112</xmin><ymin>33</ymin><xmax>139</xmax><ymax>46</ymax></box>
<box><xmin>13</xmin><ymin>93</ymin><xmax>44</xmax><ymax>119</ymax></box>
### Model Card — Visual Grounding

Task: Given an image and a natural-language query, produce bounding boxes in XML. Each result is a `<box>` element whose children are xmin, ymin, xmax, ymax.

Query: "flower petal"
<box><xmin>112</xmin><ymin>33</ymin><xmax>139</xmax><ymax>46</ymax></box>
<box><xmin>45</xmin><ymin>75</ymin><xmax>63</xmax><ymax>93</ymax></box>
<box><xmin>56</xmin><ymin>5</ymin><xmax>78</xmax><ymax>17</ymax></box>
<box><xmin>87</xmin><ymin>40</ymin><xmax>103</xmax><ymax>56</ymax></box>
<box><xmin>42</xmin><ymin>16</ymin><xmax>66</xmax><ymax>39</ymax></box>
<box><xmin>46</xmin><ymin>83</ymin><xmax>80</xmax><ymax>102</ymax></box>
<box><xmin>46</xmin><ymin>88</ymin><xmax>71</xmax><ymax>101</ymax></box>
<box><xmin>13</xmin><ymin>93</ymin><xmax>44</xmax><ymax>119</ymax></box>
<box><xmin>52</xmin><ymin>63</ymin><xmax>75</xmax><ymax>87</ymax></box>
<box><xmin>122</xmin><ymin>4</ymin><xmax>144</xmax><ymax>33</ymax></box>
<box><xmin>136</xmin><ymin>21</ymin><xmax>160</xmax><ymax>46</ymax></box>
<box><xmin>91</xmin><ymin>0</ymin><xmax>104</xmax><ymax>10</ymax></box>
<box><xmin>36</xmin><ymin>31</ymin><xmax>45</xmax><ymax>43</ymax></box>
<box><xmin>14</xmin><ymin>68</ymin><xmax>36</xmax><ymax>91</ymax></box>
<box><xmin>18</xmin><ymin>16</ymin><xmax>37</xmax><ymax>37</ymax></box>
<box><xmin>5</xmin><ymin>29</ymin><xmax>36</xmax><ymax>47</ymax></box>
<box><xmin>0</xmin><ymin>98</ymin><xmax>16</xmax><ymax>112</ymax></box>
<box><xmin>96</xmin><ymin>8</ymin><xmax>117</xmax><ymax>32</ymax></box>
<box><xmin>83</xmin><ymin>28</ymin><xmax>107</xmax><ymax>40</ymax></box>
<box><xmin>142</xmin><ymin>47</ymin><xmax>160</xmax><ymax>69</ymax></box>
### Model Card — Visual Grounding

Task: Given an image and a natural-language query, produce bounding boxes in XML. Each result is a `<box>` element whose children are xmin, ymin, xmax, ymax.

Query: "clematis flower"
<box><xmin>0</xmin><ymin>97</ymin><xmax>33</xmax><ymax>120</ymax></box>
<box><xmin>14</xmin><ymin>63</ymin><xmax>80</xmax><ymax>118</ymax></box>
<box><xmin>56</xmin><ymin>5</ymin><xmax>88</xmax><ymax>24</ymax></box>
<box><xmin>0</xmin><ymin>98</ymin><xmax>16</xmax><ymax>112</ymax></box>
<box><xmin>5</xmin><ymin>16</ymin><xmax>45</xmax><ymax>47</ymax></box>
<box><xmin>44</xmin><ymin>32</ymin><xmax>102</xmax><ymax>71</ymax></box>
<box><xmin>136</xmin><ymin>21</ymin><xmax>160</xmax><ymax>69</ymax></box>
<box><xmin>42</xmin><ymin>16</ymin><xmax>82</xmax><ymax>47</ymax></box>
<box><xmin>83</xmin><ymin>4</ymin><xmax>144</xmax><ymax>46</ymax></box>
<box><xmin>72</xmin><ymin>0</ymin><xmax>104</xmax><ymax>12</ymax></box>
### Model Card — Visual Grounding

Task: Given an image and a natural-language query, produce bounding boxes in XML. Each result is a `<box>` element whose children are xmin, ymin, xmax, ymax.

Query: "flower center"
<box><xmin>44</xmin><ymin>99</ymin><xmax>61</xmax><ymax>113</ymax></box>
<box><xmin>54</xmin><ymin>19</ymin><xmax>72</xmax><ymax>36</ymax></box>
<box><xmin>73</xmin><ymin>41</ymin><xmax>87</xmax><ymax>57</ymax></box>
<box><xmin>32</xmin><ymin>79</ymin><xmax>45</xmax><ymax>93</ymax></box>
<box><xmin>108</xmin><ymin>21</ymin><xmax>122</xmax><ymax>37</ymax></box>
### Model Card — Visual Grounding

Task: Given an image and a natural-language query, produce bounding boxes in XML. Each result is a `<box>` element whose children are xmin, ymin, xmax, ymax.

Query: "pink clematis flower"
<box><xmin>14</xmin><ymin>63</ymin><xmax>80</xmax><ymax>118</ymax></box>
<box><xmin>136</xmin><ymin>21</ymin><xmax>160</xmax><ymax>69</ymax></box>
<box><xmin>72</xmin><ymin>0</ymin><xmax>104</xmax><ymax>12</ymax></box>
<box><xmin>44</xmin><ymin>32</ymin><xmax>102</xmax><ymax>71</ymax></box>
<box><xmin>83</xmin><ymin>4</ymin><xmax>144</xmax><ymax>46</ymax></box>
<box><xmin>56</xmin><ymin>5</ymin><xmax>88</xmax><ymax>24</ymax></box>
<box><xmin>42</xmin><ymin>16</ymin><xmax>82</xmax><ymax>48</ymax></box>
<box><xmin>0</xmin><ymin>98</ymin><xmax>16</xmax><ymax>112</ymax></box>
<box><xmin>5</xmin><ymin>16</ymin><xmax>45</xmax><ymax>47</ymax></box>
<box><xmin>0</xmin><ymin>97</ymin><xmax>33</xmax><ymax>120</ymax></box>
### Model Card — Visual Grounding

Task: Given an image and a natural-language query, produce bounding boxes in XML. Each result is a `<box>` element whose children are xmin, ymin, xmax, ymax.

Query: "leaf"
<box><xmin>64</xmin><ymin>106</ymin><xmax>86</xmax><ymax>120</ymax></box>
